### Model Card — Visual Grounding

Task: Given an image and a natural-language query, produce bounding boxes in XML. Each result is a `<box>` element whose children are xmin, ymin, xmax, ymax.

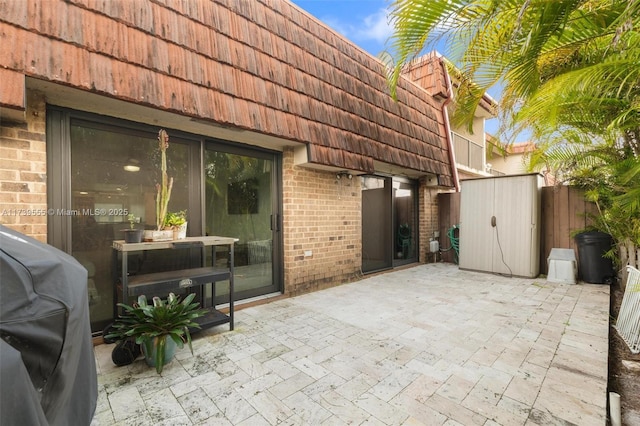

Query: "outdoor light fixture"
<box><xmin>336</xmin><ymin>171</ymin><xmax>352</xmax><ymax>180</ymax></box>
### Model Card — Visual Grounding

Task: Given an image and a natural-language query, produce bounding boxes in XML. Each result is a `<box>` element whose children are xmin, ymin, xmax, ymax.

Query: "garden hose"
<box><xmin>439</xmin><ymin>225</ymin><xmax>460</xmax><ymax>264</ymax></box>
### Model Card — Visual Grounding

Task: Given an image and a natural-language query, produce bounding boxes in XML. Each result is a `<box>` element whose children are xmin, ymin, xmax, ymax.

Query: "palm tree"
<box><xmin>528</xmin><ymin>129</ymin><xmax>640</xmax><ymax>245</ymax></box>
<box><xmin>384</xmin><ymin>0</ymin><xmax>640</xmax><ymax>249</ymax></box>
<box><xmin>384</xmin><ymin>0</ymin><xmax>640</xmax><ymax>146</ymax></box>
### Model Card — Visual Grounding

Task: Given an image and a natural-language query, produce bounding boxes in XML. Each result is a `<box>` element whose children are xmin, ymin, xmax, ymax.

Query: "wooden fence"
<box><xmin>539</xmin><ymin>185</ymin><xmax>599</xmax><ymax>274</ymax></box>
<box><xmin>438</xmin><ymin>186</ymin><xmax>599</xmax><ymax>274</ymax></box>
<box><xmin>620</xmin><ymin>240</ymin><xmax>640</xmax><ymax>284</ymax></box>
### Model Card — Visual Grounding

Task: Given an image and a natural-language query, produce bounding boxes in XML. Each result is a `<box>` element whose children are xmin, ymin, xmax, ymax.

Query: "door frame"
<box><xmin>204</xmin><ymin>138</ymin><xmax>284</xmax><ymax>299</ymax></box>
<box><xmin>361</xmin><ymin>175</ymin><xmax>419</xmax><ymax>273</ymax></box>
<box><xmin>47</xmin><ymin>106</ymin><xmax>284</xmax><ymax>333</ymax></box>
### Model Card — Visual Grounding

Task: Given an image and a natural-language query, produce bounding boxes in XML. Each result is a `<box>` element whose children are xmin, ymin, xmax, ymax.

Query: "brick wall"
<box><xmin>418</xmin><ymin>179</ymin><xmax>440</xmax><ymax>263</ymax></box>
<box><xmin>282</xmin><ymin>148</ymin><xmax>362</xmax><ymax>296</ymax></box>
<box><xmin>0</xmin><ymin>90</ymin><xmax>47</xmax><ymax>242</ymax></box>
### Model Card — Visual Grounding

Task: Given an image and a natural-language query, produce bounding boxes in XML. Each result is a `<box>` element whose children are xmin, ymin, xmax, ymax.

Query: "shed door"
<box><xmin>459</xmin><ymin>178</ymin><xmax>495</xmax><ymax>272</ymax></box>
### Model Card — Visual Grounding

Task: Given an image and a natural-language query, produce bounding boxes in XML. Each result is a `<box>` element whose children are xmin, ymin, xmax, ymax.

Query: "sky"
<box><xmin>290</xmin><ymin>0</ymin><xmax>510</xmax><ymax>140</ymax></box>
<box><xmin>291</xmin><ymin>0</ymin><xmax>393</xmax><ymax>56</ymax></box>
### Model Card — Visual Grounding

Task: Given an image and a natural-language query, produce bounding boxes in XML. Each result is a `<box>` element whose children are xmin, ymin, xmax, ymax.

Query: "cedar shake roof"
<box><xmin>0</xmin><ymin>0</ymin><xmax>454</xmax><ymax>187</ymax></box>
<box><xmin>403</xmin><ymin>53</ymin><xmax>497</xmax><ymax>118</ymax></box>
<box><xmin>401</xmin><ymin>53</ymin><xmax>450</xmax><ymax>102</ymax></box>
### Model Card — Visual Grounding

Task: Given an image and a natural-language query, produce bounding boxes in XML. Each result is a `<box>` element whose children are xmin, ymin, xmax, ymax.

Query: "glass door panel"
<box><xmin>70</xmin><ymin>121</ymin><xmax>190</xmax><ymax>333</ymax></box>
<box><xmin>361</xmin><ymin>176</ymin><xmax>392</xmax><ymax>273</ymax></box>
<box><xmin>393</xmin><ymin>179</ymin><xmax>417</xmax><ymax>265</ymax></box>
<box><xmin>205</xmin><ymin>147</ymin><xmax>278</xmax><ymax>301</ymax></box>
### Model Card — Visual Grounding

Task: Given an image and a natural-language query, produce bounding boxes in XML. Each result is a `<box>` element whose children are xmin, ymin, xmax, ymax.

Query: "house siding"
<box><xmin>0</xmin><ymin>0</ymin><xmax>449</xmax><ymax>303</ymax></box>
<box><xmin>418</xmin><ymin>181</ymin><xmax>440</xmax><ymax>263</ymax></box>
<box><xmin>0</xmin><ymin>90</ymin><xmax>47</xmax><ymax>242</ymax></box>
<box><xmin>282</xmin><ymin>147</ymin><xmax>361</xmax><ymax>295</ymax></box>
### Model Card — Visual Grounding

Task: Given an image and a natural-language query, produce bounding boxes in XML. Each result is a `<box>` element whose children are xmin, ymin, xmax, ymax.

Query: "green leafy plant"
<box><xmin>164</xmin><ymin>210</ymin><xmax>187</xmax><ymax>229</ymax></box>
<box><xmin>127</xmin><ymin>213</ymin><xmax>137</xmax><ymax>230</ymax></box>
<box><xmin>105</xmin><ymin>293</ymin><xmax>206</xmax><ymax>374</ymax></box>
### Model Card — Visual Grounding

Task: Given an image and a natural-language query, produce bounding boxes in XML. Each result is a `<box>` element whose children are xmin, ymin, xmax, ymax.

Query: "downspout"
<box><xmin>440</xmin><ymin>59</ymin><xmax>460</xmax><ymax>192</ymax></box>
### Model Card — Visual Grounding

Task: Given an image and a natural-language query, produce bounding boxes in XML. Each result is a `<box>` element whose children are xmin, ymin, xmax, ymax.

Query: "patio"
<box><xmin>92</xmin><ymin>263</ymin><xmax>610</xmax><ymax>425</ymax></box>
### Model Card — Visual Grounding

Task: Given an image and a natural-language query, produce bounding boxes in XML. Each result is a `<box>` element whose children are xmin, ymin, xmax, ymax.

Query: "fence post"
<box><xmin>619</xmin><ymin>239</ymin><xmax>639</xmax><ymax>289</ymax></box>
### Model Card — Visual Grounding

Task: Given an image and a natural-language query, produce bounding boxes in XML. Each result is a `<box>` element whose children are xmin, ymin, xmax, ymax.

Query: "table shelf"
<box><xmin>112</xmin><ymin>236</ymin><xmax>236</xmax><ymax>332</ymax></box>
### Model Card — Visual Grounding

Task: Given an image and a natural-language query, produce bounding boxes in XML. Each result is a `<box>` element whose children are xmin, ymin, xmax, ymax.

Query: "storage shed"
<box><xmin>459</xmin><ymin>174</ymin><xmax>542</xmax><ymax>278</ymax></box>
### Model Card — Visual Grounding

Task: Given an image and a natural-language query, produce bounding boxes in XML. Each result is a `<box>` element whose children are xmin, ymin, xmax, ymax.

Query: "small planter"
<box><xmin>123</xmin><ymin>229</ymin><xmax>144</xmax><ymax>243</ymax></box>
<box><xmin>172</xmin><ymin>222</ymin><xmax>188</xmax><ymax>240</ymax></box>
<box><xmin>143</xmin><ymin>230</ymin><xmax>174</xmax><ymax>242</ymax></box>
<box><xmin>164</xmin><ymin>211</ymin><xmax>188</xmax><ymax>240</ymax></box>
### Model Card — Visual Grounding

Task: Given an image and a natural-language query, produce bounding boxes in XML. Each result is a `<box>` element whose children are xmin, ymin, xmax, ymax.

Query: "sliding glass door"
<box><xmin>48</xmin><ymin>109</ymin><xmax>283</xmax><ymax>333</ymax></box>
<box><xmin>205</xmin><ymin>142</ymin><xmax>281</xmax><ymax>302</ymax></box>
<box><xmin>361</xmin><ymin>176</ymin><xmax>393</xmax><ymax>273</ymax></box>
<box><xmin>65</xmin><ymin>118</ymin><xmax>195</xmax><ymax>333</ymax></box>
<box><xmin>361</xmin><ymin>176</ymin><xmax>418</xmax><ymax>273</ymax></box>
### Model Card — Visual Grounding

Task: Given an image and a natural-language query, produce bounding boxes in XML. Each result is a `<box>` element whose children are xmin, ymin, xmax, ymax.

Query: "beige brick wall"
<box><xmin>0</xmin><ymin>91</ymin><xmax>47</xmax><ymax>242</ymax></box>
<box><xmin>282</xmin><ymin>147</ymin><xmax>362</xmax><ymax>296</ymax></box>
<box><xmin>0</xmin><ymin>95</ymin><xmax>441</xmax><ymax>288</ymax></box>
<box><xmin>418</xmin><ymin>179</ymin><xmax>440</xmax><ymax>263</ymax></box>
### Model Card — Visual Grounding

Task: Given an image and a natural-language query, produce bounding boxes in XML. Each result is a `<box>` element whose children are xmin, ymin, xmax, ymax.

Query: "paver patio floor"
<box><xmin>92</xmin><ymin>263</ymin><xmax>610</xmax><ymax>425</ymax></box>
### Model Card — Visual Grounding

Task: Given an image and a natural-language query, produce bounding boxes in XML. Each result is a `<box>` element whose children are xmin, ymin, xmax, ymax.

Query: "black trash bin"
<box><xmin>574</xmin><ymin>231</ymin><xmax>615</xmax><ymax>284</ymax></box>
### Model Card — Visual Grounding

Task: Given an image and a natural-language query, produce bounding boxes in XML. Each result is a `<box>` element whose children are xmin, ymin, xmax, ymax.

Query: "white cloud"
<box><xmin>319</xmin><ymin>8</ymin><xmax>393</xmax><ymax>45</ymax></box>
<box><xmin>320</xmin><ymin>16</ymin><xmax>352</xmax><ymax>38</ymax></box>
<box><xmin>353</xmin><ymin>8</ymin><xmax>393</xmax><ymax>43</ymax></box>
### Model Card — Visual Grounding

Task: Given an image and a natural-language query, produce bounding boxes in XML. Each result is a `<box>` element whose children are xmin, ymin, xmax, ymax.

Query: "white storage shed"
<box><xmin>459</xmin><ymin>173</ymin><xmax>543</xmax><ymax>278</ymax></box>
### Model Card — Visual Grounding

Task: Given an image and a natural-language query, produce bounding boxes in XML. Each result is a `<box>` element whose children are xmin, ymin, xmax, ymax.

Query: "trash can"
<box><xmin>574</xmin><ymin>231</ymin><xmax>615</xmax><ymax>284</ymax></box>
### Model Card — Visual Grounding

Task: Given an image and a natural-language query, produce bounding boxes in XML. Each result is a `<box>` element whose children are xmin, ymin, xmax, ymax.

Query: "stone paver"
<box><xmin>91</xmin><ymin>264</ymin><xmax>610</xmax><ymax>425</ymax></box>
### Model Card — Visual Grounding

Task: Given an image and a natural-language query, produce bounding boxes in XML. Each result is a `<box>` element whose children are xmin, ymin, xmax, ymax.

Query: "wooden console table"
<box><xmin>112</xmin><ymin>236</ymin><xmax>237</xmax><ymax>331</ymax></box>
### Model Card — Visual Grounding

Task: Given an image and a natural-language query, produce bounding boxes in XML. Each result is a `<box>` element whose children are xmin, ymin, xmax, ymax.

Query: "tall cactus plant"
<box><xmin>156</xmin><ymin>129</ymin><xmax>174</xmax><ymax>231</ymax></box>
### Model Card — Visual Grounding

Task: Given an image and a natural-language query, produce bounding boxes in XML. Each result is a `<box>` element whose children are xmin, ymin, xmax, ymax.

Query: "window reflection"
<box><xmin>393</xmin><ymin>180</ymin><xmax>416</xmax><ymax>261</ymax></box>
<box><xmin>70</xmin><ymin>122</ymin><xmax>188</xmax><ymax>332</ymax></box>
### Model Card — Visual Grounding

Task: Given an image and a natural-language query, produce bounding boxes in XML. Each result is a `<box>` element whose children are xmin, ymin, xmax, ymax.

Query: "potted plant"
<box><xmin>105</xmin><ymin>292</ymin><xmax>207</xmax><ymax>374</ymax></box>
<box><xmin>144</xmin><ymin>129</ymin><xmax>176</xmax><ymax>241</ymax></box>
<box><xmin>123</xmin><ymin>213</ymin><xmax>144</xmax><ymax>243</ymax></box>
<box><xmin>164</xmin><ymin>210</ymin><xmax>188</xmax><ymax>239</ymax></box>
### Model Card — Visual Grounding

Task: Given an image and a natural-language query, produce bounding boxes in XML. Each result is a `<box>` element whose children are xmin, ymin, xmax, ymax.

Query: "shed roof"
<box><xmin>0</xmin><ymin>0</ymin><xmax>454</xmax><ymax>186</ymax></box>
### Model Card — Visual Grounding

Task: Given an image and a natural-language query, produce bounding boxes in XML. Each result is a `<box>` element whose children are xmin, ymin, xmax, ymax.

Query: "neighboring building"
<box><xmin>402</xmin><ymin>53</ymin><xmax>498</xmax><ymax>183</ymax></box>
<box><xmin>449</xmin><ymin>96</ymin><xmax>498</xmax><ymax>180</ymax></box>
<box><xmin>0</xmin><ymin>0</ymin><xmax>457</xmax><ymax>334</ymax></box>
<box><xmin>487</xmin><ymin>138</ymin><xmax>535</xmax><ymax>175</ymax></box>
<box><xmin>487</xmin><ymin>138</ymin><xmax>555</xmax><ymax>185</ymax></box>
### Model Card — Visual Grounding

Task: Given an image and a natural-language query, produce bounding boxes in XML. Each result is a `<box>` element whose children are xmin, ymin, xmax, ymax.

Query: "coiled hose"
<box><xmin>440</xmin><ymin>225</ymin><xmax>459</xmax><ymax>264</ymax></box>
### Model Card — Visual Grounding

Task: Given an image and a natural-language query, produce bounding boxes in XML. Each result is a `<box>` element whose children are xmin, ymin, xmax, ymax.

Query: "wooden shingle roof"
<box><xmin>0</xmin><ymin>0</ymin><xmax>454</xmax><ymax>187</ymax></box>
<box><xmin>401</xmin><ymin>53</ymin><xmax>450</xmax><ymax>102</ymax></box>
<box><xmin>403</xmin><ymin>53</ymin><xmax>498</xmax><ymax>118</ymax></box>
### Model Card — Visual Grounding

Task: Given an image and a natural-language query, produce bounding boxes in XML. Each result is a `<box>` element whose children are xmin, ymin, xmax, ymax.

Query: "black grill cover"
<box><xmin>0</xmin><ymin>225</ymin><xmax>97</xmax><ymax>425</ymax></box>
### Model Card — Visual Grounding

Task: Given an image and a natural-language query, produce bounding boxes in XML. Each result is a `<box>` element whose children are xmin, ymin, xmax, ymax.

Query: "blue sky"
<box><xmin>290</xmin><ymin>0</ymin><xmax>513</xmax><ymax>140</ymax></box>
<box><xmin>291</xmin><ymin>0</ymin><xmax>393</xmax><ymax>56</ymax></box>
